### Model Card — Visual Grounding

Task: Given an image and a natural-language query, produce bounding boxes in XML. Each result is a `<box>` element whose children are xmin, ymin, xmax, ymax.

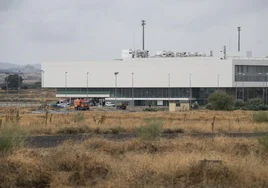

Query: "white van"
<box><xmin>105</xmin><ymin>102</ymin><xmax>115</xmax><ymax>107</ymax></box>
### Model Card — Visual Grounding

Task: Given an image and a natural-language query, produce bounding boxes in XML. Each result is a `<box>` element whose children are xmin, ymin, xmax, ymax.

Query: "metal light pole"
<box><xmin>243</xmin><ymin>73</ymin><xmax>245</xmax><ymax>101</ymax></box>
<box><xmin>266</xmin><ymin>73</ymin><xmax>268</xmax><ymax>105</ymax></box>
<box><xmin>235</xmin><ymin>73</ymin><xmax>237</xmax><ymax>100</ymax></box>
<box><xmin>141</xmin><ymin>20</ymin><xmax>146</xmax><ymax>50</ymax></box>
<box><xmin>259</xmin><ymin>73</ymin><xmax>265</xmax><ymax>104</ymax></box>
<box><xmin>168</xmin><ymin>74</ymin><xmax>171</xmax><ymax>105</ymax></box>
<box><xmin>132</xmin><ymin>73</ymin><xmax>134</xmax><ymax>106</ymax></box>
<box><xmin>217</xmin><ymin>74</ymin><xmax>220</xmax><ymax>91</ymax></box>
<box><xmin>41</xmin><ymin>70</ymin><xmax>45</xmax><ymax>109</ymax></box>
<box><xmin>65</xmin><ymin>72</ymin><xmax>67</xmax><ymax>98</ymax></box>
<box><xmin>238</xmin><ymin>26</ymin><xmax>241</xmax><ymax>52</ymax></box>
<box><xmin>114</xmin><ymin>72</ymin><xmax>119</xmax><ymax>105</ymax></box>
<box><xmin>189</xmin><ymin>74</ymin><xmax>192</xmax><ymax>106</ymax></box>
<box><xmin>86</xmin><ymin>72</ymin><xmax>89</xmax><ymax>99</ymax></box>
<box><xmin>238</xmin><ymin>73</ymin><xmax>245</xmax><ymax>100</ymax></box>
<box><xmin>146</xmin><ymin>91</ymin><xmax>149</xmax><ymax>107</ymax></box>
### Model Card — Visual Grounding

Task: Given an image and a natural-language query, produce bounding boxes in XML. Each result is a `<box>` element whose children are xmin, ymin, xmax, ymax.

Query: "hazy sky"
<box><xmin>0</xmin><ymin>0</ymin><xmax>268</xmax><ymax>64</ymax></box>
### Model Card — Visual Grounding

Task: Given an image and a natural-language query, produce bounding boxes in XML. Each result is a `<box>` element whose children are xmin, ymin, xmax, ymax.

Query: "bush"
<box><xmin>136</xmin><ymin>119</ymin><xmax>163</xmax><ymax>140</ymax></box>
<box><xmin>205</xmin><ymin>103</ymin><xmax>213</xmax><ymax>110</ymax></box>
<box><xmin>192</xmin><ymin>103</ymin><xmax>199</xmax><ymax>110</ymax></box>
<box><xmin>0</xmin><ymin>126</ymin><xmax>26</xmax><ymax>152</ymax></box>
<box><xmin>242</xmin><ymin>105</ymin><xmax>268</xmax><ymax>111</ymax></box>
<box><xmin>252</xmin><ymin>112</ymin><xmax>268</xmax><ymax>122</ymax></box>
<box><xmin>247</xmin><ymin>98</ymin><xmax>264</xmax><ymax>106</ymax></box>
<box><xmin>208</xmin><ymin>91</ymin><xmax>234</xmax><ymax>110</ymax></box>
<box><xmin>258</xmin><ymin>135</ymin><xmax>268</xmax><ymax>153</ymax></box>
<box><xmin>235</xmin><ymin>100</ymin><xmax>246</xmax><ymax>108</ymax></box>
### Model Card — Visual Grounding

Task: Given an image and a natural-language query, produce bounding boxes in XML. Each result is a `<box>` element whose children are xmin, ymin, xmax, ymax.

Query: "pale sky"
<box><xmin>0</xmin><ymin>0</ymin><xmax>268</xmax><ymax>64</ymax></box>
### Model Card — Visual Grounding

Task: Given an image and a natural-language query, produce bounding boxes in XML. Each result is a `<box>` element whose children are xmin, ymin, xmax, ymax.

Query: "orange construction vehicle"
<box><xmin>74</xmin><ymin>99</ymin><xmax>90</xmax><ymax>111</ymax></box>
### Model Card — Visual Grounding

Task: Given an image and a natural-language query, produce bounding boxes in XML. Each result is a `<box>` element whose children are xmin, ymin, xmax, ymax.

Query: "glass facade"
<box><xmin>57</xmin><ymin>87</ymin><xmax>222</xmax><ymax>104</ymax></box>
<box><xmin>235</xmin><ymin>65</ymin><xmax>268</xmax><ymax>82</ymax></box>
<box><xmin>57</xmin><ymin>88</ymin><xmax>197</xmax><ymax>98</ymax></box>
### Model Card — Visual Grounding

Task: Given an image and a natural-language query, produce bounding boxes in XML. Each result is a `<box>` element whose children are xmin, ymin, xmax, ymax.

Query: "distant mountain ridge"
<box><xmin>0</xmin><ymin>62</ymin><xmax>41</xmax><ymax>73</ymax></box>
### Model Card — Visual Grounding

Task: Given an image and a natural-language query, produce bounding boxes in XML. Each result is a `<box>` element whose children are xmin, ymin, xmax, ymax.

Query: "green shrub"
<box><xmin>192</xmin><ymin>103</ymin><xmax>199</xmax><ymax>110</ymax></box>
<box><xmin>205</xmin><ymin>103</ymin><xmax>213</xmax><ymax>110</ymax></box>
<box><xmin>235</xmin><ymin>100</ymin><xmax>246</xmax><ymax>108</ymax></box>
<box><xmin>208</xmin><ymin>91</ymin><xmax>234</xmax><ymax>111</ymax></box>
<box><xmin>253</xmin><ymin>112</ymin><xmax>268</xmax><ymax>122</ymax></box>
<box><xmin>0</xmin><ymin>126</ymin><xmax>26</xmax><ymax>152</ymax></box>
<box><xmin>72</xmin><ymin>112</ymin><xmax>85</xmax><ymax>122</ymax></box>
<box><xmin>242</xmin><ymin>105</ymin><xmax>268</xmax><ymax>111</ymax></box>
<box><xmin>136</xmin><ymin>118</ymin><xmax>163</xmax><ymax>140</ymax></box>
<box><xmin>258</xmin><ymin>135</ymin><xmax>268</xmax><ymax>153</ymax></box>
<box><xmin>247</xmin><ymin>98</ymin><xmax>264</xmax><ymax>106</ymax></box>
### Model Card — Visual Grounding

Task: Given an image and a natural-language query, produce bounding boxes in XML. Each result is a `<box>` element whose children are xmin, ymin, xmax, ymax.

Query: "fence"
<box><xmin>0</xmin><ymin>102</ymin><xmax>41</xmax><ymax>107</ymax></box>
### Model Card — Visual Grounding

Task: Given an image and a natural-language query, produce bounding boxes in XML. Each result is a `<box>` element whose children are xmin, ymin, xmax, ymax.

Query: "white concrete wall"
<box><xmin>42</xmin><ymin>57</ymin><xmax>233</xmax><ymax>88</ymax></box>
<box><xmin>42</xmin><ymin>57</ymin><xmax>234</xmax><ymax>88</ymax></box>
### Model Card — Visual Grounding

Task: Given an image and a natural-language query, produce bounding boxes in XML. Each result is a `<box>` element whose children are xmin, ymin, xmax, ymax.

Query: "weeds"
<box><xmin>56</xmin><ymin>125</ymin><xmax>92</xmax><ymax>135</ymax></box>
<box><xmin>72</xmin><ymin>112</ymin><xmax>85</xmax><ymax>122</ymax></box>
<box><xmin>92</xmin><ymin>114</ymin><xmax>107</xmax><ymax>124</ymax></box>
<box><xmin>4</xmin><ymin>109</ymin><xmax>20</xmax><ymax>124</ymax></box>
<box><xmin>258</xmin><ymin>135</ymin><xmax>268</xmax><ymax>153</ymax></box>
<box><xmin>188</xmin><ymin>161</ymin><xmax>236</xmax><ymax>186</ymax></box>
<box><xmin>136</xmin><ymin>118</ymin><xmax>163</xmax><ymax>140</ymax></box>
<box><xmin>0</xmin><ymin>125</ymin><xmax>26</xmax><ymax>152</ymax></box>
<box><xmin>253</xmin><ymin>112</ymin><xmax>268</xmax><ymax>122</ymax></box>
<box><xmin>109</xmin><ymin>126</ymin><xmax>127</xmax><ymax>134</ymax></box>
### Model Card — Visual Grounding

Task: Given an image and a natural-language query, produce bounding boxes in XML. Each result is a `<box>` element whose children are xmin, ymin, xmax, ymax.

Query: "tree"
<box><xmin>5</xmin><ymin>74</ymin><xmax>23</xmax><ymax>90</ymax></box>
<box><xmin>208</xmin><ymin>91</ymin><xmax>234</xmax><ymax>110</ymax></box>
<box><xmin>247</xmin><ymin>98</ymin><xmax>263</xmax><ymax>106</ymax></box>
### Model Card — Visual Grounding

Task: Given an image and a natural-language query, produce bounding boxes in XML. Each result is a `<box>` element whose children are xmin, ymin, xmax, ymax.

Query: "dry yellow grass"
<box><xmin>1</xmin><ymin>110</ymin><xmax>267</xmax><ymax>136</ymax></box>
<box><xmin>0</xmin><ymin>137</ymin><xmax>267</xmax><ymax>187</ymax></box>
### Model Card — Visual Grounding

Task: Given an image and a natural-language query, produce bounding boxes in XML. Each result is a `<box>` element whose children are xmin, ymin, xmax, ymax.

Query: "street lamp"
<box><xmin>234</xmin><ymin>72</ymin><xmax>237</xmax><ymax>100</ymax></box>
<box><xmin>65</xmin><ymin>72</ymin><xmax>67</xmax><ymax>98</ymax></box>
<box><xmin>132</xmin><ymin>73</ymin><xmax>134</xmax><ymax>106</ymax></box>
<box><xmin>238</xmin><ymin>73</ymin><xmax>245</xmax><ymax>100</ymax></box>
<box><xmin>189</xmin><ymin>74</ymin><xmax>192</xmax><ymax>105</ymax></box>
<box><xmin>86</xmin><ymin>72</ymin><xmax>89</xmax><ymax>99</ymax></box>
<box><xmin>266</xmin><ymin>73</ymin><xmax>268</xmax><ymax>105</ymax></box>
<box><xmin>217</xmin><ymin>74</ymin><xmax>220</xmax><ymax>91</ymax></box>
<box><xmin>146</xmin><ymin>91</ymin><xmax>149</xmax><ymax>106</ymax></box>
<box><xmin>168</xmin><ymin>74</ymin><xmax>171</xmax><ymax>105</ymax></box>
<box><xmin>114</xmin><ymin>72</ymin><xmax>119</xmax><ymax>105</ymax></box>
<box><xmin>259</xmin><ymin>73</ymin><xmax>265</xmax><ymax>104</ymax></box>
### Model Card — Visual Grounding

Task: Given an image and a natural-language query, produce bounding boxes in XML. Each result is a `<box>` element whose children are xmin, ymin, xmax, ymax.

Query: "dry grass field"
<box><xmin>0</xmin><ymin>109</ymin><xmax>268</xmax><ymax>187</ymax></box>
<box><xmin>0</xmin><ymin>137</ymin><xmax>268</xmax><ymax>187</ymax></box>
<box><xmin>1</xmin><ymin>109</ymin><xmax>268</xmax><ymax>136</ymax></box>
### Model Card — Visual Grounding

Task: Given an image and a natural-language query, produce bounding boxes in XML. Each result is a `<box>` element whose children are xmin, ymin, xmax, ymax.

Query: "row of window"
<box><xmin>235</xmin><ymin>65</ymin><xmax>268</xmax><ymax>82</ymax></box>
<box><xmin>57</xmin><ymin>88</ymin><xmax>219</xmax><ymax>99</ymax></box>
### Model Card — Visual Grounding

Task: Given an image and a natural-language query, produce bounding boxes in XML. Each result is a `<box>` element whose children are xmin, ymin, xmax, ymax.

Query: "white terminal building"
<box><xmin>42</xmin><ymin>49</ymin><xmax>268</xmax><ymax>106</ymax></box>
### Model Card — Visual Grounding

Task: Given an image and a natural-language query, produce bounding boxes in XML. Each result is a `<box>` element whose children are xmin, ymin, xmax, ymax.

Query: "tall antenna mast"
<box><xmin>141</xmin><ymin>20</ymin><xmax>146</xmax><ymax>50</ymax></box>
<box><xmin>238</xmin><ymin>26</ymin><xmax>241</xmax><ymax>52</ymax></box>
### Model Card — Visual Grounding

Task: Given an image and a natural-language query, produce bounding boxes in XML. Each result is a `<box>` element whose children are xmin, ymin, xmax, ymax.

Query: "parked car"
<box><xmin>105</xmin><ymin>102</ymin><xmax>115</xmax><ymax>107</ymax></box>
